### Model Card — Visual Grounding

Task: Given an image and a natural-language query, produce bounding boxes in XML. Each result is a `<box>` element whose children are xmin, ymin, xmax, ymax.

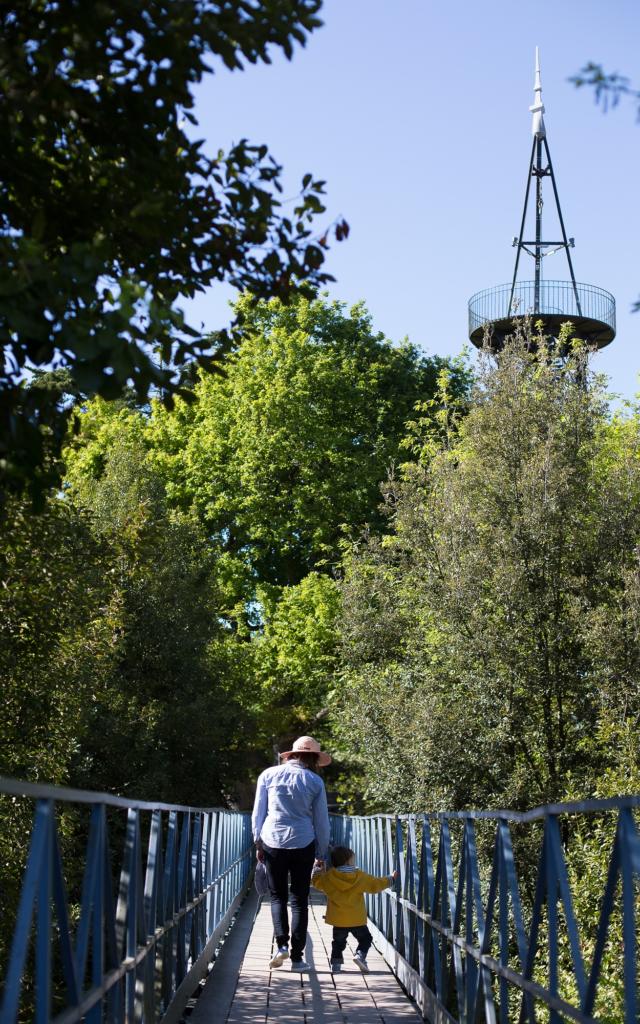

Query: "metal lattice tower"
<box><xmin>468</xmin><ymin>49</ymin><xmax>616</xmax><ymax>351</ymax></box>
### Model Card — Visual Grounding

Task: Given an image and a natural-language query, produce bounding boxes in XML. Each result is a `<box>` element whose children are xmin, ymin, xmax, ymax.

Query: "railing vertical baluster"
<box><xmin>384</xmin><ymin>817</ymin><xmax>395</xmax><ymax>945</ymax></box>
<box><xmin>209</xmin><ymin>812</ymin><xmax>220</xmax><ymax>934</ymax></box>
<box><xmin>620</xmin><ymin>808</ymin><xmax>638</xmax><ymax>1024</ymax></box>
<box><xmin>463</xmin><ymin>823</ymin><xmax>478</xmax><ymax>1024</ymax></box>
<box><xmin>395</xmin><ymin>817</ymin><xmax>405</xmax><ymax>959</ymax></box>
<box><xmin>190</xmin><ymin>812</ymin><xmax>202</xmax><ymax>960</ymax></box>
<box><xmin>51</xmin><ymin>815</ymin><xmax>80</xmax><ymax>1011</ymax></box>
<box><xmin>175</xmin><ymin>811</ymin><xmax>190</xmax><ymax>985</ymax></box>
<box><xmin>88</xmin><ymin>806</ymin><xmax>106</xmax><ymax>1024</ymax></box>
<box><xmin>201</xmin><ymin>813</ymin><xmax>211</xmax><ymax>942</ymax></box>
<box><xmin>417</xmin><ymin>816</ymin><xmax>430</xmax><ymax>988</ymax></box>
<box><xmin>34</xmin><ymin>801</ymin><xmax>53</xmax><ymax>1024</ymax></box>
<box><xmin>583</xmin><ymin>814</ymin><xmax>620</xmax><ymax>1017</ymax></box>
<box><xmin>545</xmin><ymin>820</ymin><xmax>560</xmax><ymax>1024</ymax></box>
<box><xmin>142</xmin><ymin>809</ymin><xmax>162</xmax><ymax>1023</ymax></box>
<box><xmin>1</xmin><ymin>801</ymin><xmax>50</xmax><ymax>1024</ymax></box>
<box><xmin>498</xmin><ymin>819</ymin><xmax>510</xmax><ymax>1024</ymax></box>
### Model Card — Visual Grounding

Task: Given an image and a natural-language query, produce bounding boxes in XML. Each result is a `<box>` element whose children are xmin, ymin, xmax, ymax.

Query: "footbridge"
<box><xmin>1</xmin><ymin>777</ymin><xmax>639</xmax><ymax>1023</ymax></box>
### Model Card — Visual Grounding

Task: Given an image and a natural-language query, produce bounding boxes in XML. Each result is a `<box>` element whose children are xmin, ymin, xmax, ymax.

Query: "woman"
<box><xmin>251</xmin><ymin>735</ymin><xmax>331</xmax><ymax>972</ymax></box>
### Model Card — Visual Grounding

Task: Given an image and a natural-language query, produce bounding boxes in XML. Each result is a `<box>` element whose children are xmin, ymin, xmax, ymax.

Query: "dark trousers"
<box><xmin>262</xmin><ymin>841</ymin><xmax>315</xmax><ymax>960</ymax></box>
<box><xmin>331</xmin><ymin>924</ymin><xmax>373</xmax><ymax>962</ymax></box>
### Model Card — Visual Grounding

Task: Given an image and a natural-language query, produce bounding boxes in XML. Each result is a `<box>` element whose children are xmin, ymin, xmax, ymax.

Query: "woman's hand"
<box><xmin>256</xmin><ymin>840</ymin><xmax>265</xmax><ymax>863</ymax></box>
<box><xmin>313</xmin><ymin>858</ymin><xmax>325</xmax><ymax>870</ymax></box>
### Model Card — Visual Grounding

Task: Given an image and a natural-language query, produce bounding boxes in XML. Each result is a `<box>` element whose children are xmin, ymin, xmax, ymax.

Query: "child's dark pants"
<box><xmin>331</xmin><ymin>924</ymin><xmax>373</xmax><ymax>961</ymax></box>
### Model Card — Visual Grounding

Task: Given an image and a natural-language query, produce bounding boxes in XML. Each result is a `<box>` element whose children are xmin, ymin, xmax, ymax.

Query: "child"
<box><xmin>311</xmin><ymin>845</ymin><xmax>397</xmax><ymax>973</ymax></box>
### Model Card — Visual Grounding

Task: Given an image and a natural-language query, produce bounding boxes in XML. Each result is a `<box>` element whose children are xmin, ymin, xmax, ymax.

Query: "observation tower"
<box><xmin>468</xmin><ymin>50</ymin><xmax>616</xmax><ymax>351</ymax></box>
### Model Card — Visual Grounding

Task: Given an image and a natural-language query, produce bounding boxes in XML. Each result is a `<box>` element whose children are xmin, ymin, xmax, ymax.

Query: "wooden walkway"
<box><xmin>191</xmin><ymin>891</ymin><xmax>423</xmax><ymax>1023</ymax></box>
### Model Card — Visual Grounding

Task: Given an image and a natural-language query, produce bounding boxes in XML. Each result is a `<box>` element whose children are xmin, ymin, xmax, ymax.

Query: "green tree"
<box><xmin>338</xmin><ymin>326</ymin><xmax>640</xmax><ymax>812</ymax></box>
<box><xmin>251</xmin><ymin>572</ymin><xmax>341</xmax><ymax>746</ymax></box>
<box><xmin>65</xmin><ymin>417</ymin><xmax>245</xmax><ymax>805</ymax></box>
<box><xmin>572</xmin><ymin>63</ymin><xmax>640</xmax><ymax>118</ymax></box>
<box><xmin>1</xmin><ymin>0</ymin><xmax>344</xmax><ymax>500</ymax></box>
<box><xmin>0</xmin><ymin>494</ymin><xmax>113</xmax><ymax>784</ymax></box>
<box><xmin>58</xmin><ymin>296</ymin><xmax>468</xmax><ymax>774</ymax></box>
<box><xmin>63</xmin><ymin>294</ymin><xmax>471</xmax><ymax>770</ymax></box>
<box><xmin>148</xmin><ymin>293</ymin><xmax>471</xmax><ymax>603</ymax></box>
<box><xmin>0</xmin><ymin>493</ymin><xmax>113</xmax><ymax>977</ymax></box>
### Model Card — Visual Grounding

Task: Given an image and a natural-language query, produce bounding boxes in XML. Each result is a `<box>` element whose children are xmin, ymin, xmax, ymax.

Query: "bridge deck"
<box><xmin>192</xmin><ymin>891</ymin><xmax>423</xmax><ymax>1023</ymax></box>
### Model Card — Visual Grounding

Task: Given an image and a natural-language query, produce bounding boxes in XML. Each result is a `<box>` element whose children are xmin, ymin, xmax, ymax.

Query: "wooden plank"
<box><xmin>367</xmin><ymin>917</ymin><xmax>455</xmax><ymax>1023</ymax></box>
<box><xmin>162</xmin><ymin>879</ymin><xmax>252</xmax><ymax>1024</ymax></box>
<box><xmin>190</xmin><ymin>889</ymin><xmax>261</xmax><ymax>1023</ymax></box>
<box><xmin>201</xmin><ymin>887</ymin><xmax>423</xmax><ymax>1022</ymax></box>
<box><xmin>308</xmin><ymin>897</ymin><xmax>420</xmax><ymax>1024</ymax></box>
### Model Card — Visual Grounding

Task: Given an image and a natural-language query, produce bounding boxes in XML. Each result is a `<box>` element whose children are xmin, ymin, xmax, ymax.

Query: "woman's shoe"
<box><xmin>290</xmin><ymin>959</ymin><xmax>310</xmax><ymax>972</ymax></box>
<box><xmin>330</xmin><ymin>960</ymin><xmax>343</xmax><ymax>973</ymax></box>
<box><xmin>269</xmin><ymin>946</ymin><xmax>289</xmax><ymax>968</ymax></box>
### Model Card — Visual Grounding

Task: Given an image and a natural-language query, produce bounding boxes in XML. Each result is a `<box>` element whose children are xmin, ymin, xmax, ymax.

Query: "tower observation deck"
<box><xmin>468</xmin><ymin>50</ymin><xmax>616</xmax><ymax>351</ymax></box>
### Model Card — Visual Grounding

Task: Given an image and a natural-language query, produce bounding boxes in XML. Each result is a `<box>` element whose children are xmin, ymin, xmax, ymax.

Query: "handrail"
<box><xmin>0</xmin><ymin>775</ymin><xmax>227</xmax><ymax>813</ymax></box>
<box><xmin>338</xmin><ymin>792</ymin><xmax>640</xmax><ymax>823</ymax></box>
<box><xmin>0</xmin><ymin>778</ymin><xmax>253</xmax><ymax>1024</ymax></box>
<box><xmin>331</xmin><ymin>798</ymin><xmax>640</xmax><ymax>1024</ymax></box>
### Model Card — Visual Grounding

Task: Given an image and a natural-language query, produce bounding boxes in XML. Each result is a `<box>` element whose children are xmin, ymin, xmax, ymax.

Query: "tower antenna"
<box><xmin>508</xmin><ymin>48</ymin><xmax>581</xmax><ymax>318</ymax></box>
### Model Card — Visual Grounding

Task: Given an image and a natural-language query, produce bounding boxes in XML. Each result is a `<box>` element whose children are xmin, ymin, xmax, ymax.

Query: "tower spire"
<box><xmin>508</xmin><ymin>48</ymin><xmax>581</xmax><ymax>319</ymax></box>
<box><xmin>530</xmin><ymin>46</ymin><xmax>546</xmax><ymax>138</ymax></box>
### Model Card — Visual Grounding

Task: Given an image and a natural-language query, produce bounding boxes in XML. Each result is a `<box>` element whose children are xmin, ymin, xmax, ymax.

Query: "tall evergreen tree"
<box><xmin>339</xmin><ymin>327</ymin><xmax>640</xmax><ymax>812</ymax></box>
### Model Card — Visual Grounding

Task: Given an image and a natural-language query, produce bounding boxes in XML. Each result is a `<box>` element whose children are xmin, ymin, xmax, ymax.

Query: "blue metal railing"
<box><xmin>332</xmin><ymin>797</ymin><xmax>640</xmax><ymax>1024</ymax></box>
<box><xmin>5</xmin><ymin>779</ymin><xmax>639</xmax><ymax>1023</ymax></box>
<box><xmin>0</xmin><ymin>777</ymin><xmax>253</xmax><ymax>1024</ymax></box>
<box><xmin>468</xmin><ymin>280</ymin><xmax>616</xmax><ymax>337</ymax></box>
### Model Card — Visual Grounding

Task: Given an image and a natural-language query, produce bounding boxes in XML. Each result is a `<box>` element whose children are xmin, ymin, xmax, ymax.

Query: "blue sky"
<box><xmin>187</xmin><ymin>0</ymin><xmax>639</xmax><ymax>400</ymax></box>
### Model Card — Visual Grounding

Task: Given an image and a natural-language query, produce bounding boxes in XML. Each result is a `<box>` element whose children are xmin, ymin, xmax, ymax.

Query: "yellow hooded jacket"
<box><xmin>311</xmin><ymin>866</ymin><xmax>393</xmax><ymax>927</ymax></box>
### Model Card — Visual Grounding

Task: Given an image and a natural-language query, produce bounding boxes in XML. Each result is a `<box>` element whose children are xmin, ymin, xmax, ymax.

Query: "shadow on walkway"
<box><xmin>191</xmin><ymin>890</ymin><xmax>422</xmax><ymax>1023</ymax></box>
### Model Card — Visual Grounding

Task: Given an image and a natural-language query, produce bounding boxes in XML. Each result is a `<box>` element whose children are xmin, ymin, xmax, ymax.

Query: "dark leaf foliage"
<box><xmin>571</xmin><ymin>61</ymin><xmax>640</xmax><ymax>116</ymax></box>
<box><xmin>0</xmin><ymin>0</ymin><xmax>345</xmax><ymax>501</ymax></box>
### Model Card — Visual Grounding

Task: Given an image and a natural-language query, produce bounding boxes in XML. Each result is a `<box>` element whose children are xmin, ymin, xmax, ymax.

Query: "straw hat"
<box><xmin>280</xmin><ymin>735</ymin><xmax>332</xmax><ymax>767</ymax></box>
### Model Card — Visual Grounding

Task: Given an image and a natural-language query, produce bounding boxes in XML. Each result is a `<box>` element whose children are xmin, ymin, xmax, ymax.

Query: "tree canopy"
<box><xmin>59</xmin><ymin>292</ymin><xmax>472</xmax><ymax>773</ymax></box>
<box><xmin>147</xmin><ymin>293</ymin><xmax>471</xmax><ymax>598</ymax></box>
<box><xmin>0</xmin><ymin>0</ymin><xmax>346</xmax><ymax>501</ymax></box>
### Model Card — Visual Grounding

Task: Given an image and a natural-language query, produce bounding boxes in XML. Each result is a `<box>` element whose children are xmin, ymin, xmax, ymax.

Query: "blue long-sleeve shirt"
<box><xmin>251</xmin><ymin>761</ymin><xmax>330</xmax><ymax>859</ymax></box>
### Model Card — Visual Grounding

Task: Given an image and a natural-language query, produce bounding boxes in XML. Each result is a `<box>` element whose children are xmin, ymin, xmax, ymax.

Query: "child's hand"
<box><xmin>392</xmin><ymin>870</ymin><xmax>399</xmax><ymax>880</ymax></box>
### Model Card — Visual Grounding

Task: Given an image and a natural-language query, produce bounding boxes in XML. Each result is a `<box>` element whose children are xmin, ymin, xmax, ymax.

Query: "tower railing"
<box><xmin>468</xmin><ymin>280</ymin><xmax>616</xmax><ymax>339</ymax></box>
<box><xmin>0</xmin><ymin>777</ymin><xmax>253</xmax><ymax>1024</ymax></box>
<box><xmin>332</xmin><ymin>797</ymin><xmax>640</xmax><ymax>1024</ymax></box>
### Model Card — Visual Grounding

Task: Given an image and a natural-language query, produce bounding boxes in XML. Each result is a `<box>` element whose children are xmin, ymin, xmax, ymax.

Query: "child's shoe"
<box><xmin>269</xmin><ymin>945</ymin><xmax>289</xmax><ymax>968</ymax></box>
<box><xmin>353</xmin><ymin>951</ymin><xmax>370</xmax><ymax>973</ymax></box>
<box><xmin>330</xmin><ymin>960</ymin><xmax>343</xmax><ymax>973</ymax></box>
